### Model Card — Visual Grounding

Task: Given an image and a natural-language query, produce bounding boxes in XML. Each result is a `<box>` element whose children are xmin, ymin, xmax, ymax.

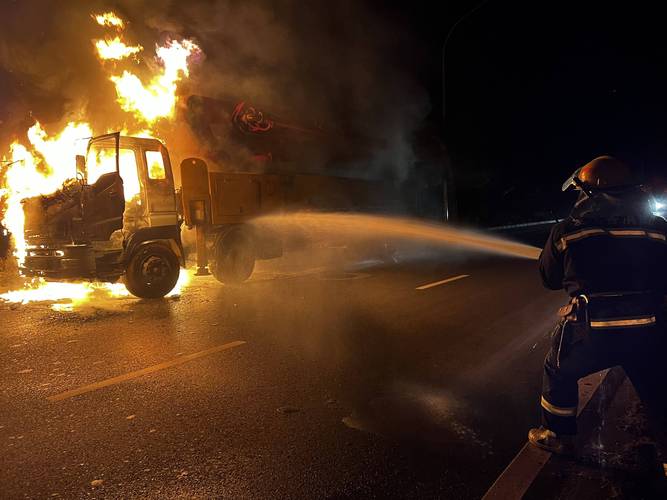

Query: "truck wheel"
<box><xmin>211</xmin><ymin>228</ymin><xmax>256</xmax><ymax>284</ymax></box>
<box><xmin>125</xmin><ymin>243</ymin><xmax>180</xmax><ymax>298</ymax></box>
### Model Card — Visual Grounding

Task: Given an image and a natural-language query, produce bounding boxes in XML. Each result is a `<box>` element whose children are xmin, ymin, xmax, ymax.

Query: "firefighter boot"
<box><xmin>528</xmin><ymin>427</ymin><xmax>575</xmax><ymax>456</ymax></box>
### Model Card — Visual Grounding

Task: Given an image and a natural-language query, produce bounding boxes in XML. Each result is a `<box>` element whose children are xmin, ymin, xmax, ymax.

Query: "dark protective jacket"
<box><xmin>540</xmin><ymin>188</ymin><xmax>667</xmax><ymax>298</ymax></box>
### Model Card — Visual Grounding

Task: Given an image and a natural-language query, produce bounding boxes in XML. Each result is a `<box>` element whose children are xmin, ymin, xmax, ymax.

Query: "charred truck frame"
<box><xmin>18</xmin><ymin>96</ymin><xmax>448</xmax><ymax>298</ymax></box>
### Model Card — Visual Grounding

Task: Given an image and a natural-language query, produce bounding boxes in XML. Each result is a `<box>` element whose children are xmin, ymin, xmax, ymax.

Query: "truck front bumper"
<box><xmin>22</xmin><ymin>244</ymin><xmax>96</xmax><ymax>279</ymax></box>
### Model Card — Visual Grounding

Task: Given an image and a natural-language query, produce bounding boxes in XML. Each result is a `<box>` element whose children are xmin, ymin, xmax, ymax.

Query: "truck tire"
<box><xmin>211</xmin><ymin>227</ymin><xmax>256</xmax><ymax>284</ymax></box>
<box><xmin>125</xmin><ymin>243</ymin><xmax>180</xmax><ymax>298</ymax></box>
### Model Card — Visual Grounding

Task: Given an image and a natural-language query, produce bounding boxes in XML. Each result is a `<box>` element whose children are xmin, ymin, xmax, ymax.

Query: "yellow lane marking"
<box><xmin>415</xmin><ymin>274</ymin><xmax>470</xmax><ymax>290</ymax></box>
<box><xmin>48</xmin><ymin>341</ymin><xmax>246</xmax><ymax>402</ymax></box>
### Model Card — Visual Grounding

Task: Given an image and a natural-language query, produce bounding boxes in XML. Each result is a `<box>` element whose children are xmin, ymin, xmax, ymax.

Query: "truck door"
<box><xmin>142</xmin><ymin>147</ymin><xmax>178</xmax><ymax>227</ymax></box>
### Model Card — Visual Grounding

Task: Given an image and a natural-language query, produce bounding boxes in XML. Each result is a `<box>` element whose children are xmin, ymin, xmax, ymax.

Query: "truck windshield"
<box><xmin>86</xmin><ymin>147</ymin><xmax>141</xmax><ymax>201</ymax></box>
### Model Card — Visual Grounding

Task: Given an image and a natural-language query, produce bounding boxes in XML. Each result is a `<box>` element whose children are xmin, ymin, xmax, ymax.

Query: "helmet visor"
<box><xmin>562</xmin><ymin>167</ymin><xmax>582</xmax><ymax>192</ymax></box>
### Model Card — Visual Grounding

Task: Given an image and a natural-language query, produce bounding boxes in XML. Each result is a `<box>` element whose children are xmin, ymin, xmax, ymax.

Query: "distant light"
<box><xmin>655</xmin><ymin>201</ymin><xmax>665</xmax><ymax>210</ymax></box>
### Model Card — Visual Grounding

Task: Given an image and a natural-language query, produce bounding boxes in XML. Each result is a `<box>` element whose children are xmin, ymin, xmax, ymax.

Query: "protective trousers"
<box><xmin>541</xmin><ymin>321</ymin><xmax>667</xmax><ymax>445</ymax></box>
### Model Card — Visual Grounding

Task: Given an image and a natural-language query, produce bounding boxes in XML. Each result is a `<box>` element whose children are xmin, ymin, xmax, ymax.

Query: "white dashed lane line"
<box><xmin>415</xmin><ymin>274</ymin><xmax>470</xmax><ymax>291</ymax></box>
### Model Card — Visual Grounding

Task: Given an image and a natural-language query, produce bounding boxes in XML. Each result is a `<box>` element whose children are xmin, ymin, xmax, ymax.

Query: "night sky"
<box><xmin>387</xmin><ymin>0</ymin><xmax>667</xmax><ymax>223</ymax></box>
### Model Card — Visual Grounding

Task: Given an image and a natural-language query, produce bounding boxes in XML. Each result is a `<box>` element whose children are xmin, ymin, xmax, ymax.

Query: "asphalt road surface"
<box><xmin>0</xmin><ymin>246</ymin><xmax>564</xmax><ymax>498</ymax></box>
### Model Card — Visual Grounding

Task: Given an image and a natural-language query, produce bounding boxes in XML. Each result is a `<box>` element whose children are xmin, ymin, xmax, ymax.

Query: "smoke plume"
<box><xmin>0</xmin><ymin>0</ymin><xmax>429</xmax><ymax>179</ymax></box>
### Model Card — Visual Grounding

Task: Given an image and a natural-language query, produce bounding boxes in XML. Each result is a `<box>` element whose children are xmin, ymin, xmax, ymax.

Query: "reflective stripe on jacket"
<box><xmin>539</xmin><ymin>211</ymin><xmax>667</xmax><ymax>301</ymax></box>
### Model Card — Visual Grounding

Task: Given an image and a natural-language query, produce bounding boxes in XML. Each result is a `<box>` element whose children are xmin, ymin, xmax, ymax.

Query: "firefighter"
<box><xmin>529</xmin><ymin>156</ymin><xmax>667</xmax><ymax>456</ymax></box>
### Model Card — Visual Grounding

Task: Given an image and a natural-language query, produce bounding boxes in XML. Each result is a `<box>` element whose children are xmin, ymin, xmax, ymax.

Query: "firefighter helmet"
<box><xmin>561</xmin><ymin>156</ymin><xmax>634</xmax><ymax>192</ymax></box>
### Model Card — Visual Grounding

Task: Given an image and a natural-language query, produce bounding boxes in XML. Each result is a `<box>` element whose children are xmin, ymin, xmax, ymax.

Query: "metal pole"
<box><xmin>441</xmin><ymin>0</ymin><xmax>491</xmax><ymax>223</ymax></box>
<box><xmin>195</xmin><ymin>224</ymin><xmax>210</xmax><ymax>276</ymax></box>
<box><xmin>442</xmin><ymin>0</ymin><xmax>492</xmax><ymax>126</ymax></box>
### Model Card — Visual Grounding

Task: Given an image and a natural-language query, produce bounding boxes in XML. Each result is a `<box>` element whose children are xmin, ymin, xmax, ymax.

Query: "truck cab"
<box><xmin>22</xmin><ymin>133</ymin><xmax>184</xmax><ymax>298</ymax></box>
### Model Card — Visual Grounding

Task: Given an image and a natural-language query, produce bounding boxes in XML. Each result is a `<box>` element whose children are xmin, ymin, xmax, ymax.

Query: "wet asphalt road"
<box><xmin>0</xmin><ymin>248</ymin><xmax>564</xmax><ymax>499</ymax></box>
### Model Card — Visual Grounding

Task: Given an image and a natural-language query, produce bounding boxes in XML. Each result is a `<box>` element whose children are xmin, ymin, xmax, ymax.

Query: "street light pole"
<box><xmin>441</xmin><ymin>0</ymin><xmax>491</xmax><ymax>127</ymax></box>
<box><xmin>440</xmin><ymin>0</ymin><xmax>491</xmax><ymax>222</ymax></box>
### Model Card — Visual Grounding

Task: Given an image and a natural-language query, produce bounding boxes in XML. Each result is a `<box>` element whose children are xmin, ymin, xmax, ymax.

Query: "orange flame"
<box><xmin>0</xmin><ymin>269</ymin><xmax>193</xmax><ymax>311</ymax></box>
<box><xmin>105</xmin><ymin>39</ymin><xmax>200</xmax><ymax>124</ymax></box>
<box><xmin>92</xmin><ymin>9</ymin><xmax>200</xmax><ymax>126</ymax></box>
<box><xmin>93</xmin><ymin>12</ymin><xmax>125</xmax><ymax>30</ymax></box>
<box><xmin>95</xmin><ymin>37</ymin><xmax>143</xmax><ymax>60</ymax></box>
<box><xmin>2</xmin><ymin>122</ymin><xmax>92</xmax><ymax>263</ymax></box>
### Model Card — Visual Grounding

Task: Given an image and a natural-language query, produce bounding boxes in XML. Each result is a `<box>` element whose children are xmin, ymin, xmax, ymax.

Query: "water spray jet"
<box><xmin>253</xmin><ymin>212</ymin><xmax>542</xmax><ymax>261</ymax></box>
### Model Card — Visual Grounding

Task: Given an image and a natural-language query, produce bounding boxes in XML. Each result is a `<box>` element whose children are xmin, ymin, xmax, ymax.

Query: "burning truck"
<box><xmin>1</xmin><ymin>10</ymin><xmax>449</xmax><ymax>302</ymax></box>
<box><xmin>13</xmin><ymin>96</ymin><xmax>448</xmax><ymax>299</ymax></box>
<box><xmin>20</xmin><ymin>132</ymin><xmax>184</xmax><ymax>298</ymax></box>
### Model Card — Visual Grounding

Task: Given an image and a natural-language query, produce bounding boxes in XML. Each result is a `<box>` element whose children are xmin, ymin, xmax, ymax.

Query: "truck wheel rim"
<box><xmin>141</xmin><ymin>255</ymin><xmax>170</xmax><ymax>285</ymax></box>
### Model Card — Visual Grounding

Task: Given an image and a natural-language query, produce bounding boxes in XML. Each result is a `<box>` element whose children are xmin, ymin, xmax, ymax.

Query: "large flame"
<box><xmin>2</xmin><ymin>122</ymin><xmax>92</xmax><ymax>263</ymax></box>
<box><xmin>93</xmin><ymin>11</ymin><xmax>200</xmax><ymax>125</ymax></box>
<box><xmin>103</xmin><ymin>39</ymin><xmax>200</xmax><ymax>124</ymax></box>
